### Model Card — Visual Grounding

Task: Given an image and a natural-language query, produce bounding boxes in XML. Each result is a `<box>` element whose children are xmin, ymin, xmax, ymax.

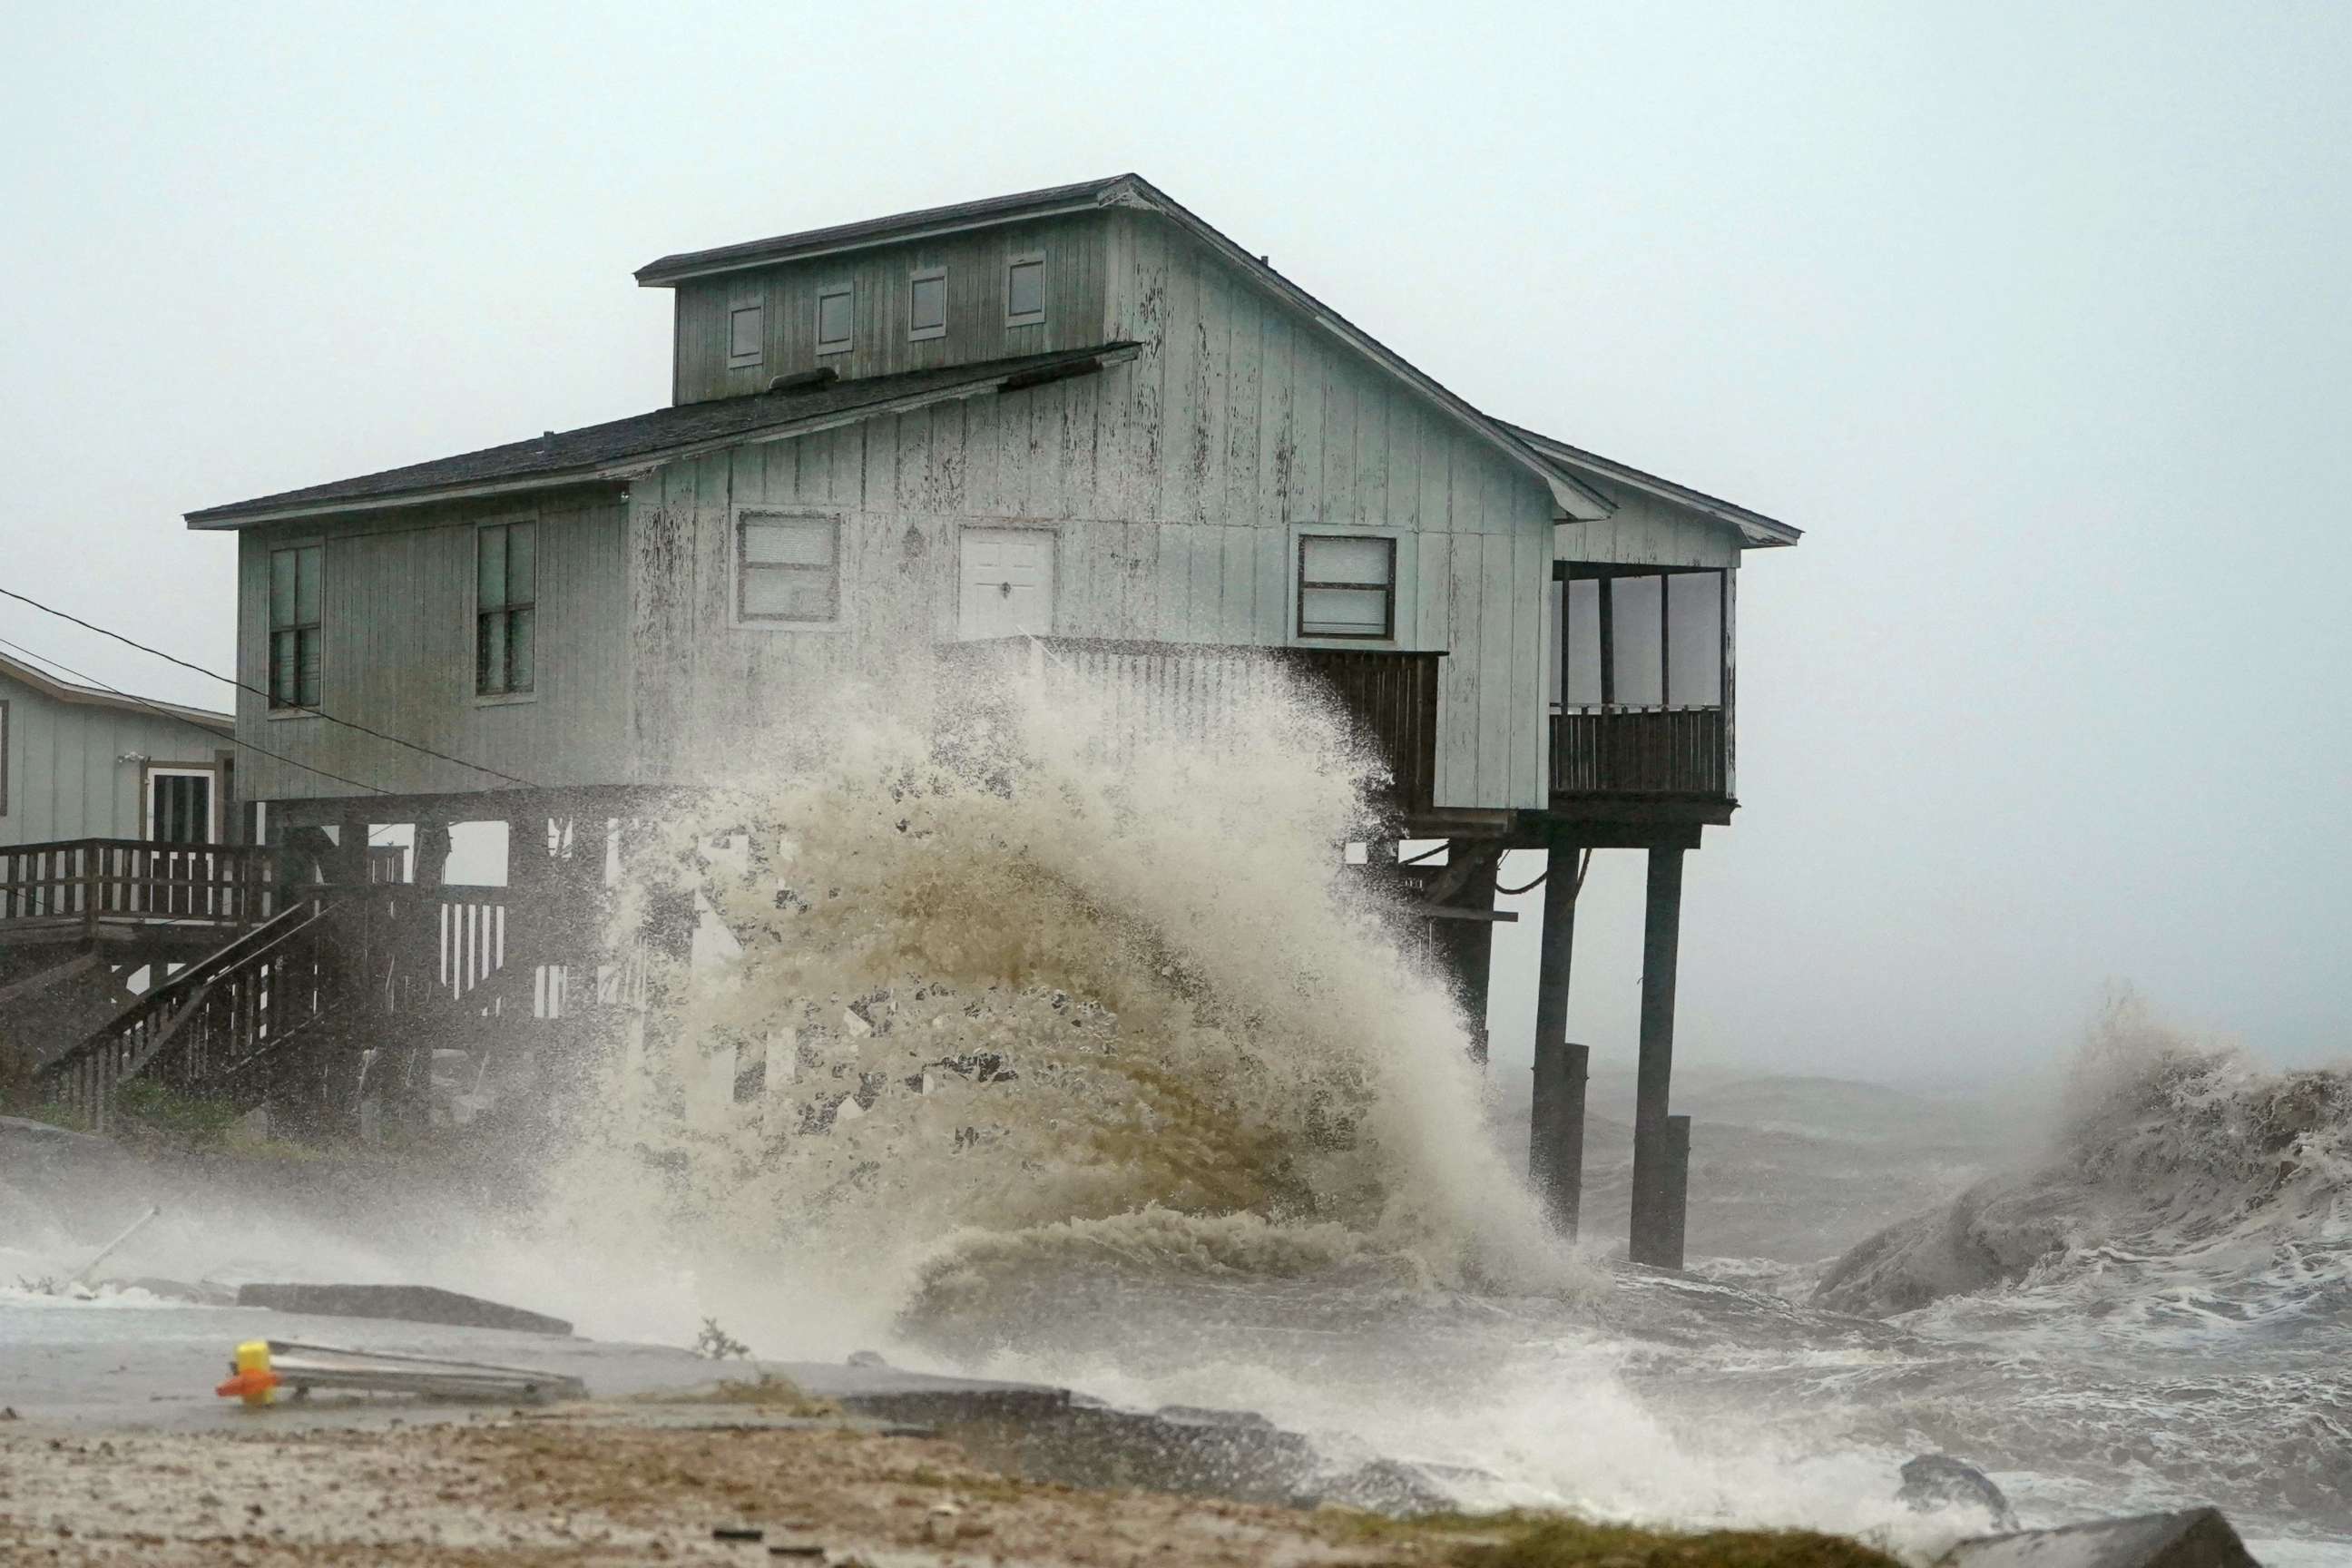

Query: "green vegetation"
<box><xmin>1328</xmin><ymin>1510</ymin><xmax>1903</xmax><ymax>1568</ymax></box>
<box><xmin>112</xmin><ymin>1081</ymin><xmax>241</xmax><ymax>1145</ymax></box>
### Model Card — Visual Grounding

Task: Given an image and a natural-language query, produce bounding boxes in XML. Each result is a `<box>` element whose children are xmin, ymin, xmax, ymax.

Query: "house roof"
<box><xmin>635</xmin><ymin>177</ymin><xmax>1132</xmax><ymax>285</ymax></box>
<box><xmin>1499</xmin><ymin>422</ymin><xmax>1803</xmax><ymax>548</ymax></box>
<box><xmin>0</xmin><ymin>648</ymin><xmax>233</xmax><ymax>732</ymax></box>
<box><xmin>186</xmin><ymin>345</ymin><xmax>1137</xmax><ymax>528</ymax></box>
<box><xmin>634</xmin><ymin>173</ymin><xmax>1621</xmax><ymax>524</ymax></box>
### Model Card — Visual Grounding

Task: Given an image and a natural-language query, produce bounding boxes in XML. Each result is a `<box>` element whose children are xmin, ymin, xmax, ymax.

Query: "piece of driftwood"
<box><xmin>237</xmin><ymin>1283</ymin><xmax>572</xmax><ymax>1336</ymax></box>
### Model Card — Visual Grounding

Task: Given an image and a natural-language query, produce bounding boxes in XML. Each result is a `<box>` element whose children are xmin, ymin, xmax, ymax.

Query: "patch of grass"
<box><xmin>113</xmin><ymin>1081</ymin><xmax>240</xmax><ymax>1146</ymax></box>
<box><xmin>1326</xmin><ymin>1510</ymin><xmax>1902</xmax><ymax>1568</ymax></box>
<box><xmin>653</xmin><ymin>1372</ymin><xmax>840</xmax><ymax>1418</ymax></box>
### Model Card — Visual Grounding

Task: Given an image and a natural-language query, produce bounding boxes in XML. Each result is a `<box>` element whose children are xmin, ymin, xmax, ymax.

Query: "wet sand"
<box><xmin>0</xmin><ymin>1406</ymin><xmax>1400</xmax><ymax>1567</ymax></box>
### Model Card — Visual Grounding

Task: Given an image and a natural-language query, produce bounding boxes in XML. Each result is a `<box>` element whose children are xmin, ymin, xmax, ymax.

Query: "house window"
<box><xmin>816</xmin><ymin>286</ymin><xmax>853</xmax><ymax>354</ymax></box>
<box><xmin>269</xmin><ymin>544</ymin><xmax>323</xmax><ymax>709</ymax></box>
<box><xmin>728</xmin><ymin>302</ymin><xmax>764</xmax><ymax>368</ymax></box>
<box><xmin>1555</xmin><ymin>569</ymin><xmax>1724</xmax><ymax>710</ymax></box>
<box><xmin>1005</xmin><ymin>256</ymin><xmax>1044</xmax><ymax>326</ymax></box>
<box><xmin>476</xmin><ymin>521</ymin><xmax>537</xmax><ymax>696</ymax></box>
<box><xmin>909</xmin><ymin>268</ymin><xmax>946</xmax><ymax>341</ymax></box>
<box><xmin>1297</xmin><ymin>535</ymin><xmax>1396</xmax><ymax>640</ymax></box>
<box><xmin>738</xmin><ymin>513</ymin><xmax>840</xmax><ymax>624</ymax></box>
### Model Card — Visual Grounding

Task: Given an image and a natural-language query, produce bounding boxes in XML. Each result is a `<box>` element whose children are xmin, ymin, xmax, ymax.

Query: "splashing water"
<box><xmin>539</xmin><ymin>654</ymin><xmax>1587</xmax><ymax>1349</ymax></box>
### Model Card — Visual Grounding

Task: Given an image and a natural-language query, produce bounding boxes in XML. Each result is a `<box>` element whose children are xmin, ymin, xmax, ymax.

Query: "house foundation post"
<box><xmin>1436</xmin><ymin>838</ymin><xmax>1496</xmax><ymax>1066</ymax></box>
<box><xmin>1629</xmin><ymin>844</ymin><xmax>1687</xmax><ymax>1269</ymax></box>
<box><xmin>1529</xmin><ymin>838</ymin><xmax>1586</xmax><ymax>1236</ymax></box>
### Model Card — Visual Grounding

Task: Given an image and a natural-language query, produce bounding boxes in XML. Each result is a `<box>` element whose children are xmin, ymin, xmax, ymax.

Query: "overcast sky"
<box><xmin>4</xmin><ymin>4</ymin><xmax>2344</xmax><ymax>1081</ymax></box>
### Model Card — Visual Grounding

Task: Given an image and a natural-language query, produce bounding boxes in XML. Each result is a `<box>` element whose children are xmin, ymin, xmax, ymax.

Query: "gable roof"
<box><xmin>0</xmin><ymin>648</ymin><xmax>233</xmax><ymax>732</ymax></box>
<box><xmin>186</xmin><ymin>345</ymin><xmax>1137</xmax><ymax>528</ymax></box>
<box><xmin>1499</xmin><ymin>422</ymin><xmax>1802</xmax><ymax>548</ymax></box>
<box><xmin>635</xmin><ymin>174</ymin><xmax>1619</xmax><ymax>524</ymax></box>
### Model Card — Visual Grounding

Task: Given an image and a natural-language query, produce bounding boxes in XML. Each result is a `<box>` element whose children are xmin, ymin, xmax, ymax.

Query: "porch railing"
<box><xmin>1550</xmin><ymin>707</ymin><xmax>1728</xmax><ymax>798</ymax></box>
<box><xmin>0</xmin><ymin>839</ymin><xmax>280</xmax><ymax>934</ymax></box>
<box><xmin>939</xmin><ymin>637</ymin><xmax>1443</xmax><ymax>814</ymax></box>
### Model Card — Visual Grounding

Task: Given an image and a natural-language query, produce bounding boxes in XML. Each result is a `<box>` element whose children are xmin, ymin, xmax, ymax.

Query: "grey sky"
<box><xmin>5</xmin><ymin>3</ymin><xmax>2345</xmax><ymax>1080</ymax></box>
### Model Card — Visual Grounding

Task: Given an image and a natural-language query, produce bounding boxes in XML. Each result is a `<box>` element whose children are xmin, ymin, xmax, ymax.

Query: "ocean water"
<box><xmin>5</xmin><ymin>658</ymin><xmax>2343</xmax><ymax>1564</ymax></box>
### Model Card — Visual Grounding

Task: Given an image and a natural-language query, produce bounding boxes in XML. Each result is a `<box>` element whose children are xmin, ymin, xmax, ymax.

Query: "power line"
<box><xmin>0</xmin><ymin>583</ymin><xmax>538</xmax><ymax>789</ymax></box>
<box><xmin>0</xmin><ymin>633</ymin><xmax>389</xmax><ymax>799</ymax></box>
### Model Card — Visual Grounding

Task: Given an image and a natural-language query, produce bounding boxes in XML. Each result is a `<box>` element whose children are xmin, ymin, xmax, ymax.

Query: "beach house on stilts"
<box><xmin>19</xmin><ymin>176</ymin><xmax>1799</xmax><ymax>1269</ymax></box>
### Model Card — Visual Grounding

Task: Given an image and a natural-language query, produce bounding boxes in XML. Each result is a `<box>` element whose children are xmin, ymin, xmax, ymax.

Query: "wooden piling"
<box><xmin>1529</xmin><ymin>838</ymin><xmax>1585</xmax><ymax>1234</ymax></box>
<box><xmin>1629</xmin><ymin>845</ymin><xmax>1685</xmax><ymax>1269</ymax></box>
<box><xmin>1656</xmin><ymin>1113</ymin><xmax>1691</xmax><ymax>1271</ymax></box>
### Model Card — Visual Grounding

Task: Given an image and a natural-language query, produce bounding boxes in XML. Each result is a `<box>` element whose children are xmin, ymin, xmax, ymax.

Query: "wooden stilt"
<box><xmin>1436</xmin><ymin>838</ymin><xmax>1496</xmax><ymax>1065</ymax></box>
<box><xmin>1629</xmin><ymin>845</ymin><xmax>1685</xmax><ymax>1268</ymax></box>
<box><xmin>1529</xmin><ymin>838</ymin><xmax>1585</xmax><ymax>1235</ymax></box>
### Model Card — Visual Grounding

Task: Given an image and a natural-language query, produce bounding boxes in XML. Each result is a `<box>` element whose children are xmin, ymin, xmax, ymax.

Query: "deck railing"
<box><xmin>939</xmin><ymin>637</ymin><xmax>1443</xmax><ymax>814</ymax></box>
<box><xmin>36</xmin><ymin>892</ymin><xmax>352</xmax><ymax>1132</ymax></box>
<box><xmin>0</xmin><ymin>838</ymin><xmax>280</xmax><ymax>934</ymax></box>
<box><xmin>1550</xmin><ymin>707</ymin><xmax>1728</xmax><ymax>799</ymax></box>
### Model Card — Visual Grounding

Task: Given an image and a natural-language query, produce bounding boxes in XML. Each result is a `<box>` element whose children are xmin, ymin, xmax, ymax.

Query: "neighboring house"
<box><xmin>0</xmin><ymin>651</ymin><xmax>236</xmax><ymax>848</ymax></box>
<box><xmin>0</xmin><ymin>652</ymin><xmax>238</xmax><ymax>1084</ymax></box>
<box><xmin>165</xmin><ymin>174</ymin><xmax>1799</xmax><ymax>1260</ymax></box>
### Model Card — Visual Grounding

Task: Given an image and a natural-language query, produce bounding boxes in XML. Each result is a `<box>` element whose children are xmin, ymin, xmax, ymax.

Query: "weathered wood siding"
<box><xmin>671</xmin><ymin>214</ymin><xmax>1112</xmax><ymax>405</ymax></box>
<box><xmin>631</xmin><ymin>211</ymin><xmax>1560</xmax><ymax>809</ymax></box>
<box><xmin>1554</xmin><ymin>490</ymin><xmax>1742</xmax><ymax>569</ymax></box>
<box><xmin>0</xmin><ymin>677</ymin><xmax>229</xmax><ymax>845</ymax></box>
<box><xmin>233</xmin><ymin>493</ymin><xmax>632</xmax><ymax>802</ymax></box>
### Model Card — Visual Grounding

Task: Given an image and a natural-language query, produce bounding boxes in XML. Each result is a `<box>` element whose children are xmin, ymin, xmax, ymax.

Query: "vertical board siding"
<box><xmin>0</xmin><ymin>677</ymin><xmax>230</xmax><ymax>846</ymax></box>
<box><xmin>233</xmin><ymin>495</ymin><xmax>631</xmax><ymax>802</ymax></box>
<box><xmin>672</xmin><ymin>213</ymin><xmax>1114</xmax><ymax>405</ymax></box>
<box><xmin>240</xmin><ymin>211</ymin><xmax>1752</xmax><ymax>816</ymax></box>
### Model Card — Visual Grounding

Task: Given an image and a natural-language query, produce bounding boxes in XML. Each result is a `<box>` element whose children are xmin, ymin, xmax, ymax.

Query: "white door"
<box><xmin>958</xmin><ymin>528</ymin><xmax>1054</xmax><ymax>640</ymax></box>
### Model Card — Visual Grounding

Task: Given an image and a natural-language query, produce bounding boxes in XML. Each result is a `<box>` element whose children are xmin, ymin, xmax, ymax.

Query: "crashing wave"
<box><xmin>536</xmin><ymin>657</ymin><xmax>1588</xmax><ymax>1350</ymax></box>
<box><xmin>1813</xmin><ymin>992</ymin><xmax>2349</xmax><ymax>1319</ymax></box>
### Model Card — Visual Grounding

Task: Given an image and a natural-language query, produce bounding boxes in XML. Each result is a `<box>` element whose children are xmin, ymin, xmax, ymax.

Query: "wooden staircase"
<box><xmin>35</xmin><ymin>892</ymin><xmax>366</xmax><ymax>1132</ymax></box>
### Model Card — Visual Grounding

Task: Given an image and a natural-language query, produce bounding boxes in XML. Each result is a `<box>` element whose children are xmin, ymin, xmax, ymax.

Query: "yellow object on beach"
<box><xmin>217</xmin><ymin>1340</ymin><xmax>279</xmax><ymax>1406</ymax></box>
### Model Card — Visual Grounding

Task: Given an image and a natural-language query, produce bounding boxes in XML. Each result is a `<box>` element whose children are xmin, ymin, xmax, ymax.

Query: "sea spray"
<box><xmin>537</xmin><ymin>652</ymin><xmax>1589</xmax><ymax>1351</ymax></box>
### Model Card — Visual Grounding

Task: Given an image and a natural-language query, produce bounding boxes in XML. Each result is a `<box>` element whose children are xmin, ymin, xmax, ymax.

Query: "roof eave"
<box><xmin>633</xmin><ymin>178</ymin><xmax>1134</xmax><ymax>287</ymax></box>
<box><xmin>1503</xmin><ymin>422</ymin><xmax>1802</xmax><ymax>548</ymax></box>
<box><xmin>0</xmin><ymin>653</ymin><xmax>232</xmax><ymax>731</ymax></box>
<box><xmin>182</xmin><ymin>345</ymin><xmax>1143</xmax><ymax>530</ymax></box>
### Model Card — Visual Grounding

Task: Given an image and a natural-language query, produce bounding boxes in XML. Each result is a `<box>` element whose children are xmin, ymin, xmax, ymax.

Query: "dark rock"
<box><xmin>711</xmin><ymin>1525</ymin><xmax>764</xmax><ymax>1542</ymax></box>
<box><xmin>236</xmin><ymin>1283</ymin><xmax>572</xmax><ymax>1336</ymax></box>
<box><xmin>845</xmin><ymin>1349</ymin><xmax>889</xmax><ymax>1368</ymax></box>
<box><xmin>1899</xmin><ymin>1454</ymin><xmax>2018</xmax><ymax>1531</ymax></box>
<box><xmin>1936</xmin><ymin>1506</ymin><xmax>2257</xmax><ymax>1568</ymax></box>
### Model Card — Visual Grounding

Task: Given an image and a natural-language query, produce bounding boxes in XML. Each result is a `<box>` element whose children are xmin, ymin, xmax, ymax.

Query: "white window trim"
<box><xmin>727</xmin><ymin>299</ymin><xmax>765</xmax><ymax>369</ymax></box>
<box><xmin>1004</xmin><ymin>251</ymin><xmax>1046</xmax><ymax>328</ymax></box>
<box><xmin>907</xmin><ymin>266</ymin><xmax>947</xmax><ymax>342</ymax></box>
<box><xmin>1286</xmin><ymin>522</ymin><xmax>1414</xmax><ymax>648</ymax></box>
<box><xmin>142</xmin><ymin>762</ymin><xmax>222</xmax><ymax>844</ymax></box>
<box><xmin>815</xmin><ymin>283</ymin><xmax>855</xmax><ymax>356</ymax></box>
<box><xmin>471</xmin><ymin>512</ymin><xmax>543</xmax><ymax>705</ymax></box>
<box><xmin>730</xmin><ymin>506</ymin><xmax>849</xmax><ymax>633</ymax></box>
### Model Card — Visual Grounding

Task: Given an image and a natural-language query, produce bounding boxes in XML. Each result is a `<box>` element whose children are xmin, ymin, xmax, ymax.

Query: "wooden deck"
<box><xmin>0</xmin><ymin>839</ymin><xmax>283</xmax><ymax>952</ymax></box>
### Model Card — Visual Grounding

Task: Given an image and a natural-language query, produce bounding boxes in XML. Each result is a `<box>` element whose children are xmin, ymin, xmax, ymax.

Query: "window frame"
<box><xmin>266</xmin><ymin>541</ymin><xmax>325</xmax><ymax>714</ymax></box>
<box><xmin>907</xmin><ymin>266</ymin><xmax>947</xmax><ymax>342</ymax></box>
<box><xmin>815</xmin><ymin>283</ymin><xmax>855</xmax><ymax>356</ymax></box>
<box><xmin>475</xmin><ymin>516</ymin><xmax>540</xmax><ymax>702</ymax></box>
<box><xmin>1004</xmin><ymin>252</ymin><xmax>1046</xmax><ymax>328</ymax></box>
<box><xmin>727</xmin><ymin>299</ymin><xmax>765</xmax><ymax>369</ymax></box>
<box><xmin>731</xmin><ymin>507</ymin><xmax>847</xmax><ymax>632</ymax></box>
<box><xmin>1294</xmin><ymin>533</ymin><xmax>1398</xmax><ymax>642</ymax></box>
<box><xmin>1553</xmin><ymin>564</ymin><xmax>1729</xmax><ymax>713</ymax></box>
